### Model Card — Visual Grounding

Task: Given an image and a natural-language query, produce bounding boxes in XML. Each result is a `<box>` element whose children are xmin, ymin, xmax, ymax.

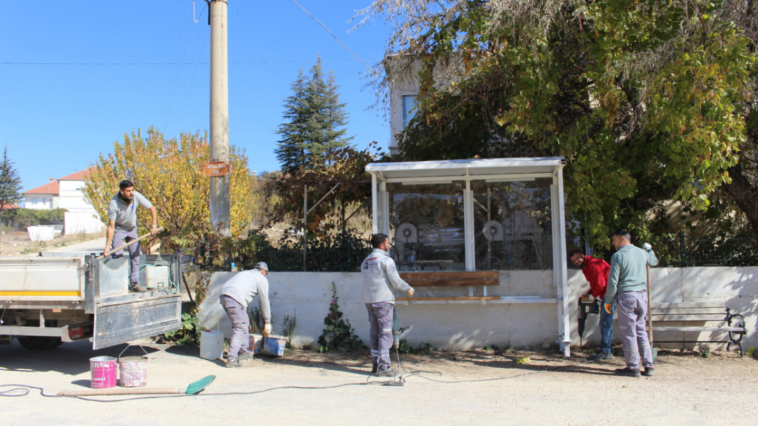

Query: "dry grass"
<box><xmin>0</xmin><ymin>229</ymin><xmax>106</xmax><ymax>256</ymax></box>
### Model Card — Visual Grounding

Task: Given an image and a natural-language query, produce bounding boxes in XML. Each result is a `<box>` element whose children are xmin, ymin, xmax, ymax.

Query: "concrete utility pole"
<box><xmin>209</xmin><ymin>0</ymin><xmax>231</xmax><ymax>237</ymax></box>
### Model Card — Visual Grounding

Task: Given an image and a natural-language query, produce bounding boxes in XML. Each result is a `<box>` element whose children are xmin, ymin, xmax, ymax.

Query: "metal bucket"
<box><xmin>118</xmin><ymin>356</ymin><xmax>148</xmax><ymax>387</ymax></box>
<box><xmin>89</xmin><ymin>356</ymin><xmax>118</xmax><ymax>389</ymax></box>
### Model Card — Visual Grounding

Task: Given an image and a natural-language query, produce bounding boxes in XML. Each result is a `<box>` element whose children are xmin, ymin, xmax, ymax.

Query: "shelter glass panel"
<box><xmin>472</xmin><ymin>179</ymin><xmax>553</xmax><ymax>270</ymax></box>
<box><xmin>388</xmin><ymin>182</ymin><xmax>465</xmax><ymax>272</ymax></box>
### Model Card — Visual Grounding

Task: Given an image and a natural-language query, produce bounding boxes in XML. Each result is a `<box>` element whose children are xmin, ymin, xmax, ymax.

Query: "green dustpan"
<box><xmin>186</xmin><ymin>375</ymin><xmax>216</xmax><ymax>395</ymax></box>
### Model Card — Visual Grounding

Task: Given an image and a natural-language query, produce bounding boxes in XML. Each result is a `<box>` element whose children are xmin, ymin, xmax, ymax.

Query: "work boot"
<box><xmin>225</xmin><ymin>359</ymin><xmax>242</xmax><ymax>368</ymax></box>
<box><xmin>375</xmin><ymin>368</ymin><xmax>399</xmax><ymax>378</ymax></box>
<box><xmin>129</xmin><ymin>282</ymin><xmax>146</xmax><ymax>293</ymax></box>
<box><xmin>614</xmin><ymin>367</ymin><xmax>641</xmax><ymax>378</ymax></box>
<box><xmin>371</xmin><ymin>364</ymin><xmax>378</xmax><ymax>374</ymax></box>
<box><xmin>642</xmin><ymin>367</ymin><xmax>655</xmax><ymax>377</ymax></box>
<box><xmin>589</xmin><ymin>352</ymin><xmax>613</xmax><ymax>361</ymax></box>
<box><xmin>238</xmin><ymin>352</ymin><xmax>254</xmax><ymax>363</ymax></box>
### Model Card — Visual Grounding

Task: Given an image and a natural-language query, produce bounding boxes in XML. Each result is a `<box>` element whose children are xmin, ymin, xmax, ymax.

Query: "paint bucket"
<box><xmin>200</xmin><ymin>330</ymin><xmax>225</xmax><ymax>360</ymax></box>
<box><xmin>262</xmin><ymin>336</ymin><xmax>287</xmax><ymax>357</ymax></box>
<box><xmin>89</xmin><ymin>356</ymin><xmax>118</xmax><ymax>389</ymax></box>
<box><xmin>248</xmin><ymin>334</ymin><xmax>263</xmax><ymax>355</ymax></box>
<box><xmin>118</xmin><ymin>356</ymin><xmax>148</xmax><ymax>387</ymax></box>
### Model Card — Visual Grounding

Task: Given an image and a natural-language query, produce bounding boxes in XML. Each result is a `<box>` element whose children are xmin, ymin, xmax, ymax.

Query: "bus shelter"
<box><xmin>365</xmin><ymin>157</ymin><xmax>572</xmax><ymax>355</ymax></box>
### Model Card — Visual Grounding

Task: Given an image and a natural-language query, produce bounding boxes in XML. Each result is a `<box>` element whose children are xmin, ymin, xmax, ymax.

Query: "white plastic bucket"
<box><xmin>119</xmin><ymin>356</ymin><xmax>148</xmax><ymax>387</ymax></box>
<box><xmin>200</xmin><ymin>330</ymin><xmax>225</xmax><ymax>360</ymax></box>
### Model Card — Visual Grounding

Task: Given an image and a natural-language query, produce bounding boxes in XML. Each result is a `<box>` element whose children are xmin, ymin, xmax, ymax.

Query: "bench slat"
<box><xmin>399</xmin><ymin>271</ymin><xmax>499</xmax><ymax>280</ymax></box>
<box><xmin>395</xmin><ymin>296</ymin><xmax>500</xmax><ymax>302</ymax></box>
<box><xmin>651</xmin><ymin>315</ymin><xmax>727</xmax><ymax>322</ymax></box>
<box><xmin>406</xmin><ymin>279</ymin><xmax>499</xmax><ymax>287</ymax></box>
<box><xmin>651</xmin><ymin>302</ymin><xmax>727</xmax><ymax>309</ymax></box>
<box><xmin>650</xmin><ymin>308</ymin><xmax>726</xmax><ymax>315</ymax></box>
<box><xmin>653</xmin><ymin>326</ymin><xmax>745</xmax><ymax>333</ymax></box>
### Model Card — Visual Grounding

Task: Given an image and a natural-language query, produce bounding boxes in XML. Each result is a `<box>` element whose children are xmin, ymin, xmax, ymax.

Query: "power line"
<box><xmin>0</xmin><ymin>59</ymin><xmax>378</xmax><ymax>66</ymax></box>
<box><xmin>290</xmin><ymin>0</ymin><xmax>376</xmax><ymax>73</ymax></box>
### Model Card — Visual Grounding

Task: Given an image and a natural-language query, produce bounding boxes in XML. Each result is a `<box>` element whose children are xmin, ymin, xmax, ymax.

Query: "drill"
<box><xmin>578</xmin><ymin>294</ymin><xmax>600</xmax><ymax>347</ymax></box>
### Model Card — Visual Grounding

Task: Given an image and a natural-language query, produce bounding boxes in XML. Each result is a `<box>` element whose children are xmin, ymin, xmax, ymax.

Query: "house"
<box><xmin>58</xmin><ymin>169</ymin><xmax>94</xmax><ymax>214</ymax></box>
<box><xmin>23</xmin><ymin>179</ymin><xmax>60</xmax><ymax>210</ymax></box>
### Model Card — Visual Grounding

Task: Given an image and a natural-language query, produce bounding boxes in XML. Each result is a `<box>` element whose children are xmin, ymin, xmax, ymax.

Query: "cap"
<box><xmin>254</xmin><ymin>262</ymin><xmax>269</xmax><ymax>272</ymax></box>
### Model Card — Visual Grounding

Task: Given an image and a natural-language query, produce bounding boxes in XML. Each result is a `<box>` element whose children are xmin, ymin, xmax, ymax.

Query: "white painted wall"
<box><xmin>24</xmin><ymin>194</ymin><xmax>57</xmax><ymax>210</ymax></box>
<box><xmin>59</xmin><ymin>180</ymin><xmax>96</xmax><ymax>214</ymax></box>
<box><xmin>199</xmin><ymin>267</ymin><xmax>757</xmax><ymax>354</ymax></box>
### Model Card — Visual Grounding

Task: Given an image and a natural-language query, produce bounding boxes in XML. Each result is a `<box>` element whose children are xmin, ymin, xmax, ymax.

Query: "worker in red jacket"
<box><xmin>570</xmin><ymin>250</ymin><xmax>615</xmax><ymax>360</ymax></box>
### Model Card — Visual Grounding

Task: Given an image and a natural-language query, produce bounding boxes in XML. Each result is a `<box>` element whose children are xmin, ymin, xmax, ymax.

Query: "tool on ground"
<box><xmin>392</xmin><ymin>308</ymin><xmax>412</xmax><ymax>349</ymax></box>
<box><xmin>578</xmin><ymin>294</ymin><xmax>600</xmax><ymax>348</ymax></box>
<box><xmin>96</xmin><ymin>227</ymin><xmax>165</xmax><ymax>260</ymax></box>
<box><xmin>57</xmin><ymin>375</ymin><xmax>215</xmax><ymax>397</ymax></box>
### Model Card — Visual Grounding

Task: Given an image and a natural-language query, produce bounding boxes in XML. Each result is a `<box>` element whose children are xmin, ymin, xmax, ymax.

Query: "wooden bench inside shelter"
<box><xmin>395</xmin><ymin>271</ymin><xmax>500</xmax><ymax>302</ymax></box>
<box><xmin>650</xmin><ymin>302</ymin><xmax>747</xmax><ymax>356</ymax></box>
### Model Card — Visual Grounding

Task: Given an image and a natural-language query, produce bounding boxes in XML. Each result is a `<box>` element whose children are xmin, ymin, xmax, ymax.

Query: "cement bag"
<box><xmin>196</xmin><ymin>272</ymin><xmax>237</xmax><ymax>335</ymax></box>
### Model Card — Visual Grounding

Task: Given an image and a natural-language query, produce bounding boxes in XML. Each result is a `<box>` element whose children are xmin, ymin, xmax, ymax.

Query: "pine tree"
<box><xmin>0</xmin><ymin>146</ymin><xmax>23</xmax><ymax>210</ymax></box>
<box><xmin>275</xmin><ymin>56</ymin><xmax>352</xmax><ymax>173</ymax></box>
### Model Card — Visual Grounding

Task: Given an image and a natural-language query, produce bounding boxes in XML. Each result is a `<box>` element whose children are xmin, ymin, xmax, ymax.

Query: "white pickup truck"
<box><xmin>0</xmin><ymin>253</ymin><xmax>183</xmax><ymax>350</ymax></box>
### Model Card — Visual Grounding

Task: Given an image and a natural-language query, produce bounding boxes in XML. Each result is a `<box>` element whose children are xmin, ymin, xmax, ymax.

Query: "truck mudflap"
<box><xmin>91</xmin><ymin>254</ymin><xmax>183</xmax><ymax>350</ymax></box>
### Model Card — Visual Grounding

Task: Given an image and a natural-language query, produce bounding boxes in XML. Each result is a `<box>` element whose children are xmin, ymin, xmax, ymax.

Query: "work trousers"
<box><xmin>599</xmin><ymin>298</ymin><xmax>616</xmax><ymax>354</ymax></box>
<box><xmin>220</xmin><ymin>295</ymin><xmax>250</xmax><ymax>361</ymax></box>
<box><xmin>366</xmin><ymin>302</ymin><xmax>394</xmax><ymax>371</ymax></box>
<box><xmin>617</xmin><ymin>291</ymin><xmax>654</xmax><ymax>370</ymax></box>
<box><xmin>111</xmin><ymin>228</ymin><xmax>140</xmax><ymax>284</ymax></box>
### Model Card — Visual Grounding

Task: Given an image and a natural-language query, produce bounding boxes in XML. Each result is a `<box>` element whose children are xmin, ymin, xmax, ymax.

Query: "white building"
<box><xmin>58</xmin><ymin>170</ymin><xmax>95</xmax><ymax>214</ymax></box>
<box><xmin>23</xmin><ymin>169</ymin><xmax>103</xmax><ymax>234</ymax></box>
<box><xmin>23</xmin><ymin>179</ymin><xmax>59</xmax><ymax>210</ymax></box>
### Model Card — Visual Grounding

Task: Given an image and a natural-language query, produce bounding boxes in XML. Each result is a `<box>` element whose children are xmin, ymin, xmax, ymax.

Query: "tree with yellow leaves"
<box><xmin>83</xmin><ymin>127</ymin><xmax>257</xmax><ymax>251</ymax></box>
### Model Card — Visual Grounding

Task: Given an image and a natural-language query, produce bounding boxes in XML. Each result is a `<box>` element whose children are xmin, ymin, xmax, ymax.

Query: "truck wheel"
<box><xmin>17</xmin><ymin>335</ymin><xmax>62</xmax><ymax>350</ymax></box>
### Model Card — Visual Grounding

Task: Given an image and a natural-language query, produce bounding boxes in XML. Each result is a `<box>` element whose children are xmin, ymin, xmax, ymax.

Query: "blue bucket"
<box><xmin>262</xmin><ymin>336</ymin><xmax>286</xmax><ymax>356</ymax></box>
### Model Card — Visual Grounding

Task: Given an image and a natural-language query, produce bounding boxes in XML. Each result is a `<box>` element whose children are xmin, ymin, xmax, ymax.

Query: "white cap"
<box><xmin>254</xmin><ymin>262</ymin><xmax>269</xmax><ymax>272</ymax></box>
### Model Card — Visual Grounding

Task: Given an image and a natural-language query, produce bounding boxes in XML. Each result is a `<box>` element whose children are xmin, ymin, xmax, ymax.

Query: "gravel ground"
<box><xmin>1</xmin><ymin>340</ymin><xmax>756</xmax><ymax>425</ymax></box>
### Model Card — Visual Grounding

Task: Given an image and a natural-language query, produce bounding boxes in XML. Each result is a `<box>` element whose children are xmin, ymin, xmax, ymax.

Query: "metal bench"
<box><xmin>650</xmin><ymin>302</ymin><xmax>747</xmax><ymax>356</ymax></box>
<box><xmin>394</xmin><ymin>271</ymin><xmax>557</xmax><ymax>305</ymax></box>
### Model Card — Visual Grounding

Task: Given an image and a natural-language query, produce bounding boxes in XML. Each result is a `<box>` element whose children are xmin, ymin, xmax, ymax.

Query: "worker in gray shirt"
<box><xmin>361</xmin><ymin>233</ymin><xmax>415</xmax><ymax>377</ymax></box>
<box><xmin>220</xmin><ymin>262</ymin><xmax>272</xmax><ymax>368</ymax></box>
<box><xmin>104</xmin><ymin>180</ymin><xmax>159</xmax><ymax>292</ymax></box>
<box><xmin>603</xmin><ymin>229</ymin><xmax>658</xmax><ymax>378</ymax></box>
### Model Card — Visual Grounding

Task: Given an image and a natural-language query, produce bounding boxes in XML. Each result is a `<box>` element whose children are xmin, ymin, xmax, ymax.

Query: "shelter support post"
<box><xmin>551</xmin><ymin>168</ymin><xmax>571</xmax><ymax>357</ymax></box>
<box><xmin>371</xmin><ymin>173</ymin><xmax>378</xmax><ymax>234</ymax></box>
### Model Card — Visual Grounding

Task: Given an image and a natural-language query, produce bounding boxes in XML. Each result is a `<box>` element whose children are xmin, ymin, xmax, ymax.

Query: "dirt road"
<box><xmin>1</xmin><ymin>340</ymin><xmax>756</xmax><ymax>425</ymax></box>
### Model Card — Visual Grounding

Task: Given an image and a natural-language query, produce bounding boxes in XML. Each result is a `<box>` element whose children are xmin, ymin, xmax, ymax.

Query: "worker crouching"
<box><xmin>219</xmin><ymin>262</ymin><xmax>272</xmax><ymax>368</ymax></box>
<box><xmin>361</xmin><ymin>234</ymin><xmax>415</xmax><ymax>377</ymax></box>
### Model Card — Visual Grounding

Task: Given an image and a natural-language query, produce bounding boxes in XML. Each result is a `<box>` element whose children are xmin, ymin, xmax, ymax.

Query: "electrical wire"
<box><xmin>0</xmin><ymin>59</ymin><xmax>379</xmax><ymax>66</ymax></box>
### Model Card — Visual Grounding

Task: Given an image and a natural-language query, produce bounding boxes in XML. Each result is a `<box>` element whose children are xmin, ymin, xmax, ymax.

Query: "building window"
<box><xmin>33</xmin><ymin>197</ymin><xmax>38</xmax><ymax>204</ymax></box>
<box><xmin>402</xmin><ymin>95</ymin><xmax>418</xmax><ymax>128</ymax></box>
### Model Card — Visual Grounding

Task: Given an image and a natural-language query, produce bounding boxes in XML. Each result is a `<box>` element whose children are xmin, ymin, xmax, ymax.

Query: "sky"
<box><xmin>0</xmin><ymin>0</ymin><xmax>391</xmax><ymax>192</ymax></box>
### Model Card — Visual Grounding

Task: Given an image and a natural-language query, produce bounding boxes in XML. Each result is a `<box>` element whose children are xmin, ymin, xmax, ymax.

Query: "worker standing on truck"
<box><xmin>569</xmin><ymin>250</ymin><xmax>614</xmax><ymax>361</ymax></box>
<box><xmin>219</xmin><ymin>262</ymin><xmax>272</xmax><ymax>368</ymax></box>
<box><xmin>361</xmin><ymin>233</ymin><xmax>415</xmax><ymax>377</ymax></box>
<box><xmin>104</xmin><ymin>180</ymin><xmax>159</xmax><ymax>292</ymax></box>
<box><xmin>603</xmin><ymin>229</ymin><xmax>658</xmax><ymax>378</ymax></box>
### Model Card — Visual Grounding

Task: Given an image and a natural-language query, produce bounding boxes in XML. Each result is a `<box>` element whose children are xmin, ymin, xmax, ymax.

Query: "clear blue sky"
<box><xmin>0</xmin><ymin>0</ymin><xmax>390</xmax><ymax>192</ymax></box>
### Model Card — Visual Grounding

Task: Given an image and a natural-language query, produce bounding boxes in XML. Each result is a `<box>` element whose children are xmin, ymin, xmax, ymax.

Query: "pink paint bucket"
<box><xmin>89</xmin><ymin>356</ymin><xmax>118</xmax><ymax>389</ymax></box>
<box><xmin>118</xmin><ymin>356</ymin><xmax>149</xmax><ymax>387</ymax></box>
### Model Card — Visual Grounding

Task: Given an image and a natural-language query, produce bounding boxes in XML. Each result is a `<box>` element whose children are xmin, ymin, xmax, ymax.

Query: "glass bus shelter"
<box><xmin>365</xmin><ymin>157</ymin><xmax>572</xmax><ymax>355</ymax></box>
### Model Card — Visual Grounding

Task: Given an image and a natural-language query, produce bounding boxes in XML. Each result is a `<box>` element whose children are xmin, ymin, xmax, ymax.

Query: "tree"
<box><xmin>83</xmin><ymin>128</ymin><xmax>257</xmax><ymax>250</ymax></box>
<box><xmin>0</xmin><ymin>146</ymin><xmax>23</xmax><ymax>210</ymax></box>
<box><xmin>275</xmin><ymin>56</ymin><xmax>352</xmax><ymax>173</ymax></box>
<box><xmin>359</xmin><ymin>0</ymin><xmax>756</xmax><ymax>249</ymax></box>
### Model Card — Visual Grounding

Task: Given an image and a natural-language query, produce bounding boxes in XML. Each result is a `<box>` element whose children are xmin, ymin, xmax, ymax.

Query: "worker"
<box><xmin>569</xmin><ymin>250</ymin><xmax>614</xmax><ymax>361</ymax></box>
<box><xmin>219</xmin><ymin>262</ymin><xmax>272</xmax><ymax>368</ymax></box>
<box><xmin>361</xmin><ymin>233</ymin><xmax>415</xmax><ymax>377</ymax></box>
<box><xmin>103</xmin><ymin>180</ymin><xmax>159</xmax><ymax>292</ymax></box>
<box><xmin>603</xmin><ymin>229</ymin><xmax>658</xmax><ymax>378</ymax></box>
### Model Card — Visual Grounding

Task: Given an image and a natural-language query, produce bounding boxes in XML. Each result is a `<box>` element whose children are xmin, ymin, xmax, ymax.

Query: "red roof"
<box><xmin>59</xmin><ymin>169</ymin><xmax>92</xmax><ymax>181</ymax></box>
<box><xmin>1</xmin><ymin>203</ymin><xmax>20</xmax><ymax>210</ymax></box>
<box><xmin>24</xmin><ymin>180</ymin><xmax>60</xmax><ymax>195</ymax></box>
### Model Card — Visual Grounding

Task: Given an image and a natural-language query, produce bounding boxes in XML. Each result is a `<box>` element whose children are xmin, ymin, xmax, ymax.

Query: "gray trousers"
<box><xmin>111</xmin><ymin>228</ymin><xmax>140</xmax><ymax>284</ymax></box>
<box><xmin>617</xmin><ymin>291</ymin><xmax>654</xmax><ymax>369</ymax></box>
<box><xmin>220</xmin><ymin>295</ymin><xmax>250</xmax><ymax>361</ymax></box>
<box><xmin>366</xmin><ymin>302</ymin><xmax>394</xmax><ymax>371</ymax></box>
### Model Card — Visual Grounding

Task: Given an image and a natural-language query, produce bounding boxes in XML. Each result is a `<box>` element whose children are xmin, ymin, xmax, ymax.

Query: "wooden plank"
<box><xmin>395</xmin><ymin>296</ymin><xmax>500</xmax><ymax>302</ymax></box>
<box><xmin>399</xmin><ymin>271</ymin><xmax>499</xmax><ymax>280</ymax></box>
<box><xmin>653</xmin><ymin>326</ymin><xmax>745</xmax><ymax>333</ymax></box>
<box><xmin>651</xmin><ymin>315</ymin><xmax>727</xmax><ymax>322</ymax></box>
<box><xmin>405</xmin><ymin>279</ymin><xmax>500</xmax><ymax>287</ymax></box>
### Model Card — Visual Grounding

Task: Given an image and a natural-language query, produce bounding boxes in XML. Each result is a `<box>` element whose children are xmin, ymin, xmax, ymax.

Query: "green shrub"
<box><xmin>317</xmin><ymin>282</ymin><xmax>364</xmax><ymax>352</ymax></box>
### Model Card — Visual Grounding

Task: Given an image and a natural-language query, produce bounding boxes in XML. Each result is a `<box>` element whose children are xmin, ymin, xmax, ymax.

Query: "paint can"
<box><xmin>118</xmin><ymin>356</ymin><xmax>148</xmax><ymax>387</ymax></box>
<box><xmin>89</xmin><ymin>356</ymin><xmax>118</xmax><ymax>389</ymax></box>
<box><xmin>262</xmin><ymin>336</ymin><xmax>287</xmax><ymax>357</ymax></box>
<box><xmin>248</xmin><ymin>334</ymin><xmax>263</xmax><ymax>355</ymax></box>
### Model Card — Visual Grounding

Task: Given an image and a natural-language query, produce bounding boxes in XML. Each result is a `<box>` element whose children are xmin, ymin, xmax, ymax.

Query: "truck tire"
<box><xmin>16</xmin><ymin>320</ymin><xmax>62</xmax><ymax>350</ymax></box>
<box><xmin>17</xmin><ymin>335</ymin><xmax>62</xmax><ymax>351</ymax></box>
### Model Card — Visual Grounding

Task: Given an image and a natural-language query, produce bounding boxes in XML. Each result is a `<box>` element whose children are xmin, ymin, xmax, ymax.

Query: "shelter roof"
<box><xmin>366</xmin><ymin>157</ymin><xmax>565</xmax><ymax>183</ymax></box>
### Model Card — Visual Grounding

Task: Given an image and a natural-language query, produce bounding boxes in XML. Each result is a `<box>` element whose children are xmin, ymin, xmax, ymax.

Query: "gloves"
<box><xmin>407</xmin><ymin>286</ymin><xmax>415</xmax><ymax>297</ymax></box>
<box><xmin>643</xmin><ymin>243</ymin><xmax>652</xmax><ymax>251</ymax></box>
<box><xmin>263</xmin><ymin>322</ymin><xmax>271</xmax><ymax>337</ymax></box>
<box><xmin>604</xmin><ymin>304</ymin><xmax>612</xmax><ymax>314</ymax></box>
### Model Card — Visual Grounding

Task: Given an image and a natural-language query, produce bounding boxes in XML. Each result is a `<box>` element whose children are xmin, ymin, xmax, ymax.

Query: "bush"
<box><xmin>0</xmin><ymin>208</ymin><xmax>67</xmax><ymax>230</ymax></box>
<box><xmin>317</xmin><ymin>282</ymin><xmax>364</xmax><ymax>352</ymax></box>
